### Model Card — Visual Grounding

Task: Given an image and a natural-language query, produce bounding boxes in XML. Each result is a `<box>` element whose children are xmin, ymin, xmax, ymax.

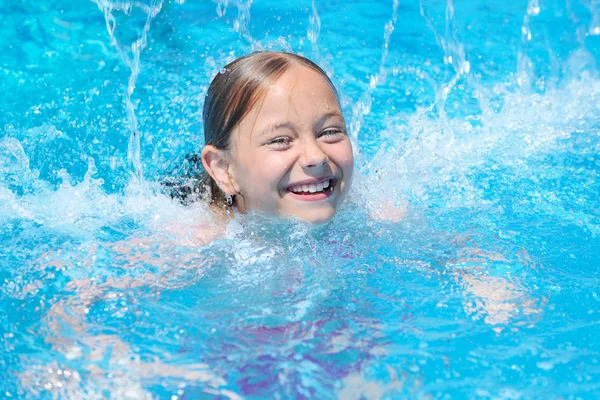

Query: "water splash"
<box><xmin>91</xmin><ymin>0</ymin><xmax>165</xmax><ymax>184</ymax></box>
<box><xmin>419</xmin><ymin>0</ymin><xmax>471</xmax><ymax>76</ymax></box>
<box><xmin>349</xmin><ymin>0</ymin><xmax>399</xmax><ymax>146</ymax></box>
<box><xmin>585</xmin><ymin>0</ymin><xmax>600</xmax><ymax>35</ymax></box>
<box><xmin>0</xmin><ymin>137</ymin><xmax>33</xmax><ymax>188</ymax></box>
<box><xmin>517</xmin><ymin>0</ymin><xmax>540</xmax><ymax>88</ymax></box>
<box><xmin>233</xmin><ymin>0</ymin><xmax>260</xmax><ymax>50</ymax></box>
<box><xmin>0</xmin><ymin>138</ymin><xmax>214</xmax><ymax>238</ymax></box>
<box><xmin>307</xmin><ymin>0</ymin><xmax>321</xmax><ymax>61</ymax></box>
<box><xmin>4</xmin><ymin>2</ymin><xmax>600</xmax><ymax>397</ymax></box>
<box><xmin>443</xmin><ymin>0</ymin><xmax>470</xmax><ymax>76</ymax></box>
<box><xmin>216</xmin><ymin>0</ymin><xmax>229</xmax><ymax>17</ymax></box>
<box><xmin>419</xmin><ymin>0</ymin><xmax>471</xmax><ymax>123</ymax></box>
<box><xmin>359</xmin><ymin>70</ymin><xmax>600</xmax><ymax>233</ymax></box>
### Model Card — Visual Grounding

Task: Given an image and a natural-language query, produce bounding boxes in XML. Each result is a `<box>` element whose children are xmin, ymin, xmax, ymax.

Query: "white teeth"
<box><xmin>289</xmin><ymin>179</ymin><xmax>333</xmax><ymax>193</ymax></box>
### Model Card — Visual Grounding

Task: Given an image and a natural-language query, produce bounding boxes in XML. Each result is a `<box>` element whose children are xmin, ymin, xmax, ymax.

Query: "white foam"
<box><xmin>354</xmin><ymin>70</ymin><xmax>600</xmax><ymax>217</ymax></box>
<box><xmin>0</xmin><ymin>147</ymin><xmax>215</xmax><ymax>239</ymax></box>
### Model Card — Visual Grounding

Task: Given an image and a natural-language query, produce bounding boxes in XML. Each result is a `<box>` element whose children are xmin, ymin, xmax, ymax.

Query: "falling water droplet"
<box><xmin>527</xmin><ymin>4</ymin><xmax>540</xmax><ymax>16</ymax></box>
<box><xmin>461</xmin><ymin>61</ymin><xmax>471</xmax><ymax>74</ymax></box>
<box><xmin>527</xmin><ymin>0</ymin><xmax>540</xmax><ymax>16</ymax></box>
<box><xmin>91</xmin><ymin>0</ymin><xmax>169</xmax><ymax>183</ymax></box>
<box><xmin>216</xmin><ymin>0</ymin><xmax>229</xmax><ymax>17</ymax></box>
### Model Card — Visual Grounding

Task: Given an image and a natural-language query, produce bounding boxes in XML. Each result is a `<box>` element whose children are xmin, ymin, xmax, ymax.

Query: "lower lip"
<box><xmin>285</xmin><ymin>186</ymin><xmax>335</xmax><ymax>202</ymax></box>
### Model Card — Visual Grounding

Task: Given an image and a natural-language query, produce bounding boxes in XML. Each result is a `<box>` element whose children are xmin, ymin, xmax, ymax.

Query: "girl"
<box><xmin>175</xmin><ymin>52</ymin><xmax>539</xmax><ymax>327</ymax></box>
<box><xmin>172</xmin><ymin>51</ymin><xmax>354</xmax><ymax>224</ymax></box>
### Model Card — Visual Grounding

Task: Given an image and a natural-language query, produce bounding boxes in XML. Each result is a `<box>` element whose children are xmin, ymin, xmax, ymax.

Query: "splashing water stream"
<box><xmin>216</xmin><ymin>0</ymin><xmax>229</xmax><ymax>18</ymax></box>
<box><xmin>2</xmin><ymin>0</ymin><xmax>600</xmax><ymax>397</ymax></box>
<box><xmin>307</xmin><ymin>0</ymin><xmax>321</xmax><ymax>64</ymax></box>
<box><xmin>419</xmin><ymin>0</ymin><xmax>471</xmax><ymax>123</ymax></box>
<box><xmin>91</xmin><ymin>0</ymin><xmax>167</xmax><ymax>183</ymax></box>
<box><xmin>517</xmin><ymin>0</ymin><xmax>540</xmax><ymax>88</ymax></box>
<box><xmin>234</xmin><ymin>0</ymin><xmax>258</xmax><ymax>50</ymax></box>
<box><xmin>349</xmin><ymin>0</ymin><xmax>400</xmax><ymax>146</ymax></box>
<box><xmin>587</xmin><ymin>0</ymin><xmax>600</xmax><ymax>34</ymax></box>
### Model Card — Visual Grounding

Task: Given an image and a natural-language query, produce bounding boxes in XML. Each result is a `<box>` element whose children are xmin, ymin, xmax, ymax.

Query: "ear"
<box><xmin>201</xmin><ymin>145</ymin><xmax>237</xmax><ymax>196</ymax></box>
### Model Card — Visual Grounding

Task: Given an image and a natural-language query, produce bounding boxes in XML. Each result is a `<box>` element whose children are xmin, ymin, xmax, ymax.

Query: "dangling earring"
<box><xmin>225</xmin><ymin>194</ymin><xmax>233</xmax><ymax>206</ymax></box>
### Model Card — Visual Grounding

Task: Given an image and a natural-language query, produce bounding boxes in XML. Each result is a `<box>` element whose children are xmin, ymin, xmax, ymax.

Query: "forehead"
<box><xmin>230</xmin><ymin>65</ymin><xmax>342</xmax><ymax>146</ymax></box>
<box><xmin>261</xmin><ymin>65</ymin><xmax>340</xmax><ymax>112</ymax></box>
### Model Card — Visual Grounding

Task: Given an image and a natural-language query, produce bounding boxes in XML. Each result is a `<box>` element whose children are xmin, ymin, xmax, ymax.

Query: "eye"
<box><xmin>318</xmin><ymin>128</ymin><xmax>346</xmax><ymax>142</ymax></box>
<box><xmin>266</xmin><ymin>136</ymin><xmax>292</xmax><ymax>149</ymax></box>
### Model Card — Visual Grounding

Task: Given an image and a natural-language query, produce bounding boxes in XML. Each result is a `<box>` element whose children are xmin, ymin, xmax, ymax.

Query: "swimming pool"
<box><xmin>1</xmin><ymin>0</ymin><xmax>600</xmax><ymax>397</ymax></box>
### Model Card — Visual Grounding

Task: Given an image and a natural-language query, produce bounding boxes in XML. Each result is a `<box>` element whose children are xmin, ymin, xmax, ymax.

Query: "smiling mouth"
<box><xmin>285</xmin><ymin>178</ymin><xmax>337</xmax><ymax>201</ymax></box>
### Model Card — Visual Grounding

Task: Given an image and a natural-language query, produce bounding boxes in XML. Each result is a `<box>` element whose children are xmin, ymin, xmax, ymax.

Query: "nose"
<box><xmin>299</xmin><ymin>138</ymin><xmax>329</xmax><ymax>170</ymax></box>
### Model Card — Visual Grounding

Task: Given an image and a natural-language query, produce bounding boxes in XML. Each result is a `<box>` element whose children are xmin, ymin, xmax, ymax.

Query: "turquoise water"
<box><xmin>2</xmin><ymin>0</ymin><xmax>600</xmax><ymax>398</ymax></box>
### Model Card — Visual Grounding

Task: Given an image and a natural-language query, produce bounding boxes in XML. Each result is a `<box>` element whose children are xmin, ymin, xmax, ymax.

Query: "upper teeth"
<box><xmin>289</xmin><ymin>179</ymin><xmax>332</xmax><ymax>193</ymax></box>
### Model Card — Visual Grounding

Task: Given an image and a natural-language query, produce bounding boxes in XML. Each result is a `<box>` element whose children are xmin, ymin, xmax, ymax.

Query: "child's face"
<box><xmin>227</xmin><ymin>65</ymin><xmax>354</xmax><ymax>223</ymax></box>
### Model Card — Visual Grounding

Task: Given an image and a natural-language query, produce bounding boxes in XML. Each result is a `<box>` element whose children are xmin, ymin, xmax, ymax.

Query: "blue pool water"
<box><xmin>2</xmin><ymin>0</ymin><xmax>600</xmax><ymax>397</ymax></box>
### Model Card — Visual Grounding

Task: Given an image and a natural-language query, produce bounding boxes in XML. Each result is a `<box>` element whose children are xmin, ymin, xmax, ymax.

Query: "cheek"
<box><xmin>244</xmin><ymin>153</ymin><xmax>293</xmax><ymax>187</ymax></box>
<box><xmin>332</xmin><ymin>144</ymin><xmax>355</xmax><ymax>175</ymax></box>
<box><xmin>266</xmin><ymin>155</ymin><xmax>293</xmax><ymax>170</ymax></box>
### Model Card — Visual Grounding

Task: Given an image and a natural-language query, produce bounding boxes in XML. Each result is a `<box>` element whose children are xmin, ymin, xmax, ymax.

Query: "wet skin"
<box><xmin>203</xmin><ymin>65</ymin><xmax>354</xmax><ymax>224</ymax></box>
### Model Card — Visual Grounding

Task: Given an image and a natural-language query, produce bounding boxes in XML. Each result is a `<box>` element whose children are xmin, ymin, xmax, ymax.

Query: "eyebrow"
<box><xmin>259</xmin><ymin>121</ymin><xmax>296</xmax><ymax>138</ymax></box>
<box><xmin>314</xmin><ymin>111</ymin><xmax>345</xmax><ymax>129</ymax></box>
<box><xmin>259</xmin><ymin>111</ymin><xmax>345</xmax><ymax>138</ymax></box>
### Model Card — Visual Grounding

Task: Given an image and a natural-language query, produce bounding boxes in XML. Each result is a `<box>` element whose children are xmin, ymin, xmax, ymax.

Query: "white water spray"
<box><xmin>216</xmin><ymin>0</ymin><xmax>229</xmax><ymax>17</ymax></box>
<box><xmin>233</xmin><ymin>0</ymin><xmax>260</xmax><ymax>50</ymax></box>
<box><xmin>419</xmin><ymin>0</ymin><xmax>471</xmax><ymax>124</ymax></box>
<box><xmin>517</xmin><ymin>0</ymin><xmax>540</xmax><ymax>88</ymax></box>
<box><xmin>91</xmin><ymin>0</ymin><xmax>167</xmax><ymax>183</ymax></box>
<box><xmin>349</xmin><ymin>0</ymin><xmax>400</xmax><ymax>147</ymax></box>
<box><xmin>586</xmin><ymin>0</ymin><xmax>600</xmax><ymax>35</ymax></box>
<box><xmin>307</xmin><ymin>0</ymin><xmax>321</xmax><ymax>62</ymax></box>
